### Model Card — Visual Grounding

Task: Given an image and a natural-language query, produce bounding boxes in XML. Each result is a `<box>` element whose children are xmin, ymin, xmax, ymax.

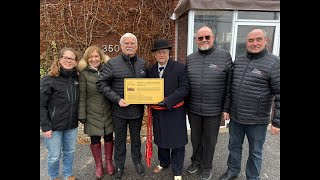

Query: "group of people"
<box><xmin>40</xmin><ymin>26</ymin><xmax>280</xmax><ymax>180</ymax></box>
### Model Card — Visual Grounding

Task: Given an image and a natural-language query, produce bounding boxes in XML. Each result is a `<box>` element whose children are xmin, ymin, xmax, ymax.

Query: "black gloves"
<box><xmin>157</xmin><ymin>101</ymin><xmax>167</xmax><ymax>108</ymax></box>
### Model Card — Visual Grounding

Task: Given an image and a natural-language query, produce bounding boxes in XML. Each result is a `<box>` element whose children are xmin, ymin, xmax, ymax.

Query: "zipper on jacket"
<box><xmin>51</xmin><ymin>106</ymin><xmax>56</xmax><ymax>120</ymax></box>
<box><xmin>66</xmin><ymin>87</ymin><xmax>70</xmax><ymax>101</ymax></box>
<box><xmin>68</xmin><ymin>76</ymin><xmax>74</xmax><ymax>129</ymax></box>
<box><xmin>235</xmin><ymin>60</ymin><xmax>251</xmax><ymax>119</ymax></box>
<box><xmin>200</xmin><ymin>56</ymin><xmax>205</xmax><ymax>113</ymax></box>
<box><xmin>124</xmin><ymin>58</ymin><xmax>136</xmax><ymax>77</ymax></box>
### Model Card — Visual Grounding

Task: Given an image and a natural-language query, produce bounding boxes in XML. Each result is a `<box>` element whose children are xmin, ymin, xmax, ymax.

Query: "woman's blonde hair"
<box><xmin>78</xmin><ymin>45</ymin><xmax>110</xmax><ymax>71</ymax></box>
<box><xmin>48</xmin><ymin>47</ymin><xmax>80</xmax><ymax>77</ymax></box>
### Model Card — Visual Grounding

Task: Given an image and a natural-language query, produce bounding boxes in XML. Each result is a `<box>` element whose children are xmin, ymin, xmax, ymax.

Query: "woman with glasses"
<box><xmin>40</xmin><ymin>47</ymin><xmax>80</xmax><ymax>180</ymax></box>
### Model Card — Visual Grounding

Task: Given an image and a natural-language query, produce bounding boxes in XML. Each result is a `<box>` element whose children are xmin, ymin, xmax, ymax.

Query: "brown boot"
<box><xmin>67</xmin><ymin>176</ymin><xmax>76</xmax><ymax>180</ymax></box>
<box><xmin>104</xmin><ymin>141</ymin><xmax>115</xmax><ymax>175</ymax></box>
<box><xmin>90</xmin><ymin>143</ymin><xmax>104</xmax><ymax>179</ymax></box>
<box><xmin>68</xmin><ymin>176</ymin><xmax>77</xmax><ymax>180</ymax></box>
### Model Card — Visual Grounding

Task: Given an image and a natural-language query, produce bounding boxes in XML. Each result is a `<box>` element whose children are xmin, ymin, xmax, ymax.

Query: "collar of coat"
<box><xmin>198</xmin><ymin>46</ymin><xmax>215</xmax><ymax>55</ymax></box>
<box><xmin>246</xmin><ymin>48</ymin><xmax>268</xmax><ymax>59</ymax></box>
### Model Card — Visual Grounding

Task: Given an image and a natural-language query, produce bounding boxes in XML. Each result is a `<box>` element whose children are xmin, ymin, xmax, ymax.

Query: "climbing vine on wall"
<box><xmin>40</xmin><ymin>0</ymin><xmax>177</xmax><ymax>73</ymax></box>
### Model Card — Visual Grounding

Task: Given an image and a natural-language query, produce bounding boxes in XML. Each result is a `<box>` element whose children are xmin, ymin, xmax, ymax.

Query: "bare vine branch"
<box><xmin>40</xmin><ymin>0</ymin><xmax>177</xmax><ymax>67</ymax></box>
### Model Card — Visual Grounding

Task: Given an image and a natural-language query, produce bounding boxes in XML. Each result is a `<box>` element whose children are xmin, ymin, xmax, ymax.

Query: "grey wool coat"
<box><xmin>78</xmin><ymin>65</ymin><xmax>113</xmax><ymax>136</ymax></box>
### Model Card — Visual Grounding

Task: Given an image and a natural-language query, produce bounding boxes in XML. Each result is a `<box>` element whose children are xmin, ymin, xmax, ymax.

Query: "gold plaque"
<box><xmin>124</xmin><ymin>78</ymin><xmax>164</xmax><ymax>104</ymax></box>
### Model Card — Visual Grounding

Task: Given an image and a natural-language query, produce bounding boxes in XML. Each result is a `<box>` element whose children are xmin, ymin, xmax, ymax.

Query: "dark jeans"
<box><xmin>113</xmin><ymin>115</ymin><xmax>143</xmax><ymax>169</ymax></box>
<box><xmin>188</xmin><ymin>112</ymin><xmax>221</xmax><ymax>170</ymax></box>
<box><xmin>158</xmin><ymin>146</ymin><xmax>185</xmax><ymax>176</ymax></box>
<box><xmin>227</xmin><ymin>120</ymin><xmax>268</xmax><ymax>180</ymax></box>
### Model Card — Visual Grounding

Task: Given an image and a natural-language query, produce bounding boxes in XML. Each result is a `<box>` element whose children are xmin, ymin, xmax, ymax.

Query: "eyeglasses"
<box><xmin>61</xmin><ymin>56</ymin><xmax>76</xmax><ymax>62</ymax></box>
<box><xmin>197</xmin><ymin>35</ymin><xmax>211</xmax><ymax>41</ymax></box>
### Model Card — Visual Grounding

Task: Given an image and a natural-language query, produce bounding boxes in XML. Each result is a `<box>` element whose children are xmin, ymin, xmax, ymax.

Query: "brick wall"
<box><xmin>40</xmin><ymin>0</ymin><xmax>180</xmax><ymax>66</ymax></box>
<box><xmin>176</xmin><ymin>14</ymin><xmax>188</xmax><ymax>64</ymax></box>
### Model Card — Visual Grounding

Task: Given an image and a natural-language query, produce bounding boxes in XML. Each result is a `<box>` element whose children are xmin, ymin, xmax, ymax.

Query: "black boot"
<box><xmin>219</xmin><ymin>172</ymin><xmax>237</xmax><ymax>180</ymax></box>
<box><xmin>114</xmin><ymin>168</ymin><xmax>124</xmax><ymax>180</ymax></box>
<box><xmin>134</xmin><ymin>163</ymin><xmax>145</xmax><ymax>175</ymax></box>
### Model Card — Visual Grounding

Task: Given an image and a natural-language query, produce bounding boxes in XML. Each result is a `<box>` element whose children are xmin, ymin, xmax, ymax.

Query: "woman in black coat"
<box><xmin>147</xmin><ymin>39</ymin><xmax>189</xmax><ymax>180</ymax></box>
<box><xmin>40</xmin><ymin>47</ymin><xmax>80</xmax><ymax>180</ymax></box>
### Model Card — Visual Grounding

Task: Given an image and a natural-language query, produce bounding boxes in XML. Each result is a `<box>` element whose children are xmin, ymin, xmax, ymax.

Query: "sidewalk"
<box><xmin>40</xmin><ymin>130</ymin><xmax>280</xmax><ymax>180</ymax></box>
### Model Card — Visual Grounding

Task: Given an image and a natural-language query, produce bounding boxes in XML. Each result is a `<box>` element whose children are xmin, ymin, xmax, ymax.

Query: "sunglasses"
<box><xmin>197</xmin><ymin>35</ymin><xmax>211</xmax><ymax>41</ymax></box>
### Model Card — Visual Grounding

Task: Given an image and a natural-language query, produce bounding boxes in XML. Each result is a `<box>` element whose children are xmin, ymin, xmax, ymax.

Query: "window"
<box><xmin>193</xmin><ymin>11</ymin><xmax>233</xmax><ymax>52</ymax></box>
<box><xmin>238</xmin><ymin>11</ymin><xmax>280</xmax><ymax>20</ymax></box>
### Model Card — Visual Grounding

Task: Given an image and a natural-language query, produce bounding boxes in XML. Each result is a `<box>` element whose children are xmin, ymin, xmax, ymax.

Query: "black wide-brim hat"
<box><xmin>151</xmin><ymin>39</ymin><xmax>172</xmax><ymax>52</ymax></box>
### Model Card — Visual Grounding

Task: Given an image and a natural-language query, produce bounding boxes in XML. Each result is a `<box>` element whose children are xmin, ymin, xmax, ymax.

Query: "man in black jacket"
<box><xmin>186</xmin><ymin>25</ymin><xmax>233</xmax><ymax>180</ymax></box>
<box><xmin>96</xmin><ymin>33</ymin><xmax>147</xmax><ymax>180</ymax></box>
<box><xmin>219</xmin><ymin>29</ymin><xmax>280</xmax><ymax>180</ymax></box>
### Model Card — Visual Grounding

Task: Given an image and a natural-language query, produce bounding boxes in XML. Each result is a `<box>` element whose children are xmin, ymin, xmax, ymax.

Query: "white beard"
<box><xmin>199</xmin><ymin>45</ymin><xmax>210</xmax><ymax>51</ymax></box>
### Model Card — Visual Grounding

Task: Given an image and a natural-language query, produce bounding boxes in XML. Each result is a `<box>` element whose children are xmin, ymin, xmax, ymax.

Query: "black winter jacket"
<box><xmin>230</xmin><ymin>49</ymin><xmax>280</xmax><ymax>128</ymax></box>
<box><xmin>186</xmin><ymin>46</ymin><xmax>233</xmax><ymax>116</ymax></box>
<box><xmin>97</xmin><ymin>53</ymin><xmax>147</xmax><ymax>119</ymax></box>
<box><xmin>40</xmin><ymin>68</ymin><xmax>79</xmax><ymax>132</ymax></box>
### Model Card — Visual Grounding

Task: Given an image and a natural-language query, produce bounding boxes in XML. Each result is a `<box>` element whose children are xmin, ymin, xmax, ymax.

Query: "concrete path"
<box><xmin>40</xmin><ymin>132</ymin><xmax>280</xmax><ymax>180</ymax></box>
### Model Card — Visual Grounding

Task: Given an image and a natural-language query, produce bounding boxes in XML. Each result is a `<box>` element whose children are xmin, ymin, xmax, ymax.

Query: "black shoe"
<box><xmin>201</xmin><ymin>169</ymin><xmax>212</xmax><ymax>180</ymax></box>
<box><xmin>186</xmin><ymin>163</ymin><xmax>200</xmax><ymax>174</ymax></box>
<box><xmin>114</xmin><ymin>168</ymin><xmax>124</xmax><ymax>180</ymax></box>
<box><xmin>135</xmin><ymin>163</ymin><xmax>145</xmax><ymax>175</ymax></box>
<box><xmin>219</xmin><ymin>172</ymin><xmax>237</xmax><ymax>180</ymax></box>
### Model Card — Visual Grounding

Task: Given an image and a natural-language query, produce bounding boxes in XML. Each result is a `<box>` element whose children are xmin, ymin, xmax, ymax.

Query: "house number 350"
<box><xmin>102</xmin><ymin>45</ymin><xmax>120</xmax><ymax>52</ymax></box>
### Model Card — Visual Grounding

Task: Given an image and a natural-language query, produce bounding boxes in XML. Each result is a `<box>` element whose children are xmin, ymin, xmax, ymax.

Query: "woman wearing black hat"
<box><xmin>147</xmin><ymin>39</ymin><xmax>189</xmax><ymax>180</ymax></box>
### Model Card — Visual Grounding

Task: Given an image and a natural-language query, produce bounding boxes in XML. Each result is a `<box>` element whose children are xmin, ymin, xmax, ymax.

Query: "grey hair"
<box><xmin>261</xmin><ymin>29</ymin><xmax>267</xmax><ymax>38</ymax></box>
<box><xmin>249</xmin><ymin>29</ymin><xmax>268</xmax><ymax>38</ymax></box>
<box><xmin>120</xmin><ymin>33</ymin><xmax>138</xmax><ymax>45</ymax></box>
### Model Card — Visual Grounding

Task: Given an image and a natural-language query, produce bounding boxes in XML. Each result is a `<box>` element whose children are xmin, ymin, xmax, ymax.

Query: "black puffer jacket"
<box><xmin>40</xmin><ymin>68</ymin><xmax>79</xmax><ymax>132</ymax></box>
<box><xmin>186</xmin><ymin>46</ymin><xmax>233</xmax><ymax>116</ymax></box>
<box><xmin>230</xmin><ymin>49</ymin><xmax>280</xmax><ymax>128</ymax></box>
<box><xmin>96</xmin><ymin>53</ymin><xmax>147</xmax><ymax>119</ymax></box>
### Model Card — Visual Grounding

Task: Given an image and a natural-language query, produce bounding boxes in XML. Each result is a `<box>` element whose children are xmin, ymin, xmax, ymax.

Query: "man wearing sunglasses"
<box><xmin>186</xmin><ymin>25</ymin><xmax>233</xmax><ymax>180</ymax></box>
